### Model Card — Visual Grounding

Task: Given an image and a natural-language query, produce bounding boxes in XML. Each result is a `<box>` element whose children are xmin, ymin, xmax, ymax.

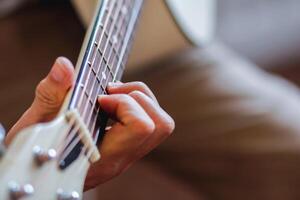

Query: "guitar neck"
<box><xmin>66</xmin><ymin>0</ymin><xmax>143</xmax><ymax>140</ymax></box>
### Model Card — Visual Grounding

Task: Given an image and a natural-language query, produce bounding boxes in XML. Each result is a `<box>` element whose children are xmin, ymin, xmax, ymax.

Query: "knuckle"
<box><xmin>35</xmin><ymin>80</ymin><xmax>60</xmax><ymax>109</ymax></box>
<box><xmin>133</xmin><ymin>81</ymin><xmax>148</xmax><ymax>91</ymax></box>
<box><xmin>158</xmin><ymin>116</ymin><xmax>175</xmax><ymax>136</ymax></box>
<box><xmin>129</xmin><ymin>90</ymin><xmax>146</xmax><ymax>99</ymax></box>
<box><xmin>118</xmin><ymin>94</ymin><xmax>134</xmax><ymax>105</ymax></box>
<box><xmin>133</xmin><ymin>118</ymin><xmax>155</xmax><ymax>137</ymax></box>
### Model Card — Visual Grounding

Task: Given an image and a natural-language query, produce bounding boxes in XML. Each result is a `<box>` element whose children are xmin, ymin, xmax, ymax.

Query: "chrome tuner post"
<box><xmin>33</xmin><ymin>146</ymin><xmax>57</xmax><ymax>165</ymax></box>
<box><xmin>57</xmin><ymin>189</ymin><xmax>80</xmax><ymax>200</ymax></box>
<box><xmin>8</xmin><ymin>181</ymin><xmax>34</xmax><ymax>200</ymax></box>
<box><xmin>0</xmin><ymin>124</ymin><xmax>6</xmax><ymax>157</ymax></box>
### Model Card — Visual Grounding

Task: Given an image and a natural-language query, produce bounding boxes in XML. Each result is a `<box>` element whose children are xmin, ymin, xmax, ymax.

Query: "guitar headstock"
<box><xmin>0</xmin><ymin>111</ymin><xmax>100</xmax><ymax>200</ymax></box>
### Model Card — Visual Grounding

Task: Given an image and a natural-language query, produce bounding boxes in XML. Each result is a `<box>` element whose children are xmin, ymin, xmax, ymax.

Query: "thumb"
<box><xmin>31</xmin><ymin>57</ymin><xmax>75</xmax><ymax>121</ymax></box>
<box><xmin>6</xmin><ymin>57</ymin><xmax>75</xmax><ymax>145</ymax></box>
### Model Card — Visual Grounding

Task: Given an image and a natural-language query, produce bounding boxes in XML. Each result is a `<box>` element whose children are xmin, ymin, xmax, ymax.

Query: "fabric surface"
<box><xmin>217</xmin><ymin>0</ymin><xmax>300</xmax><ymax>68</ymax></box>
<box><xmin>84</xmin><ymin>161</ymin><xmax>204</xmax><ymax>200</ymax></box>
<box><xmin>122</xmin><ymin>43</ymin><xmax>300</xmax><ymax>200</ymax></box>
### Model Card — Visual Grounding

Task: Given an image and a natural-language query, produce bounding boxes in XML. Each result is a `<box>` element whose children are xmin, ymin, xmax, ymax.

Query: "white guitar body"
<box><xmin>0</xmin><ymin>111</ymin><xmax>97</xmax><ymax>200</ymax></box>
<box><xmin>72</xmin><ymin>0</ymin><xmax>216</xmax><ymax>68</ymax></box>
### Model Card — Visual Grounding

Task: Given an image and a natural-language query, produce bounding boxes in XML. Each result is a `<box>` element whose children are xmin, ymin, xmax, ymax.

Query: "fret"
<box><xmin>81</xmin><ymin>66</ymin><xmax>89</xmax><ymax>83</ymax></box>
<box><xmin>112</xmin><ymin>1</ymin><xmax>118</xmax><ymax>14</ymax></box>
<box><xmin>100</xmin><ymin>85</ymin><xmax>106</xmax><ymax>94</ymax></box>
<box><xmin>85</xmin><ymin>102</ymin><xmax>93</xmax><ymax>123</ymax></box>
<box><xmin>68</xmin><ymin>0</ymin><xmax>144</xmax><ymax>140</ymax></box>
<box><xmin>85</xmin><ymin>74</ymin><xmax>96</xmax><ymax>98</ymax></box>
<box><xmin>75</xmin><ymin>0</ymin><xmax>117</xmax><ymax>107</ymax></box>
<box><xmin>106</xmin><ymin>17</ymin><xmax>113</xmax><ymax>34</ymax></box>
<box><xmin>108</xmin><ymin>48</ymin><xmax>115</xmax><ymax>66</ymax></box>
<box><xmin>109</xmin><ymin>71</ymin><xmax>114</xmax><ymax>80</ymax></box>
<box><xmin>104</xmin><ymin>67</ymin><xmax>114</xmax><ymax>85</ymax></box>
<box><xmin>107</xmin><ymin>0</ymin><xmax>114</xmax><ymax>8</ymax></box>
<box><xmin>88</xmin><ymin>44</ymin><xmax>97</xmax><ymax>64</ymax></box>
<box><xmin>92</xmin><ymin>0</ymin><xmax>140</xmax><ymax>138</ymax></box>
<box><xmin>95</xmin><ymin>24</ymin><xmax>103</xmax><ymax>42</ymax></box>
<box><xmin>99</xmin><ymin>32</ymin><xmax>108</xmax><ymax>52</ymax></box>
<box><xmin>88</xmin><ymin>110</ymin><xmax>97</xmax><ymax>133</ymax></box>
<box><xmin>103</xmin><ymin>42</ymin><xmax>111</xmax><ymax>61</ymax></box>
<box><xmin>101</xmin><ymin>9</ymin><xmax>109</xmax><ymax>26</ymax></box>
<box><xmin>78</xmin><ymin>93</ymin><xmax>88</xmax><ymax>114</ymax></box>
<box><xmin>99</xmin><ymin>59</ymin><xmax>107</xmax><ymax>75</ymax></box>
<box><xmin>93</xmin><ymin>50</ymin><xmax>102</xmax><ymax>72</ymax></box>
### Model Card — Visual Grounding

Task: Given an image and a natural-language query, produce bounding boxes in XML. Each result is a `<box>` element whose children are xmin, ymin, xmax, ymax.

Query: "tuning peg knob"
<box><xmin>8</xmin><ymin>181</ymin><xmax>34</xmax><ymax>200</ymax></box>
<box><xmin>57</xmin><ymin>189</ymin><xmax>80</xmax><ymax>200</ymax></box>
<box><xmin>33</xmin><ymin>146</ymin><xmax>57</xmax><ymax>165</ymax></box>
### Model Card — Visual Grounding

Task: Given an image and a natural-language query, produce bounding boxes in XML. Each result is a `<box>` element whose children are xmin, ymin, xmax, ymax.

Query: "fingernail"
<box><xmin>98</xmin><ymin>94</ymin><xmax>108</xmax><ymax>100</ymax></box>
<box><xmin>50</xmin><ymin>57</ymin><xmax>69</xmax><ymax>83</ymax></box>
<box><xmin>108</xmin><ymin>82</ymin><xmax>123</xmax><ymax>88</ymax></box>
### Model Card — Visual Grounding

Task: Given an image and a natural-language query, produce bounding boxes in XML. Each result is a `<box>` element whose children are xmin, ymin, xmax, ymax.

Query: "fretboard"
<box><xmin>68</xmin><ymin>0</ymin><xmax>143</xmax><ymax>141</ymax></box>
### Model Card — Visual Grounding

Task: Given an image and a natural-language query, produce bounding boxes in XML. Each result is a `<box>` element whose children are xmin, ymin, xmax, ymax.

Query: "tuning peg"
<box><xmin>57</xmin><ymin>189</ymin><xmax>80</xmax><ymax>200</ymax></box>
<box><xmin>33</xmin><ymin>146</ymin><xmax>57</xmax><ymax>165</ymax></box>
<box><xmin>0</xmin><ymin>124</ymin><xmax>6</xmax><ymax>157</ymax></box>
<box><xmin>8</xmin><ymin>181</ymin><xmax>34</xmax><ymax>200</ymax></box>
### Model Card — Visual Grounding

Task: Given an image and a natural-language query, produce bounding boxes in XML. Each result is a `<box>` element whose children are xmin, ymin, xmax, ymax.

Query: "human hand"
<box><xmin>5</xmin><ymin>57</ymin><xmax>175</xmax><ymax>190</ymax></box>
<box><xmin>85</xmin><ymin>82</ymin><xmax>175</xmax><ymax>190</ymax></box>
<box><xmin>5</xmin><ymin>57</ymin><xmax>74</xmax><ymax>145</ymax></box>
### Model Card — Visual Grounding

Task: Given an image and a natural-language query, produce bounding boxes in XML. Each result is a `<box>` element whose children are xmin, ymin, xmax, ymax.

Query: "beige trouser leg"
<box><xmin>124</xmin><ymin>43</ymin><xmax>300</xmax><ymax>200</ymax></box>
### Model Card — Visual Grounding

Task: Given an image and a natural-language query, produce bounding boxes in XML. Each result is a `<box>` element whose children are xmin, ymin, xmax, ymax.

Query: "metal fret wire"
<box><xmin>84</xmin><ymin>1</ymin><xmax>132</xmax><ymax>138</ymax></box>
<box><xmin>79</xmin><ymin>0</ymin><xmax>133</xmax><ymax>139</ymax></box>
<box><xmin>89</xmin><ymin>0</ymin><xmax>141</xmax><ymax>138</ymax></box>
<box><xmin>80</xmin><ymin>0</ymin><xmax>127</xmax><ymax>132</ymax></box>
<box><xmin>68</xmin><ymin>1</ymin><xmax>105</xmax><ymax>111</ymax></box>
<box><xmin>72</xmin><ymin>0</ymin><xmax>116</xmax><ymax>127</ymax></box>
<box><xmin>58</xmin><ymin>0</ymin><xmax>118</xmax><ymax>161</ymax></box>
<box><xmin>59</xmin><ymin>0</ymin><xmax>135</xmax><ymax>163</ymax></box>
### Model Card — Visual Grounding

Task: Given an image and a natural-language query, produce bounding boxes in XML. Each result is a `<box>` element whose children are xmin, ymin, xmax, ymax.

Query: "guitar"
<box><xmin>0</xmin><ymin>0</ymin><xmax>215</xmax><ymax>199</ymax></box>
<box><xmin>72</xmin><ymin>0</ymin><xmax>216</xmax><ymax>68</ymax></box>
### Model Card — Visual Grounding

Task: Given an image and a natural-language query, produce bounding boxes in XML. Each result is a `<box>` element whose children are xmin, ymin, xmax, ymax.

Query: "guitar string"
<box><xmin>88</xmin><ymin>0</ymin><xmax>135</xmax><ymax>140</ymax></box>
<box><xmin>81</xmin><ymin>0</ymin><xmax>140</xmax><ymax>165</ymax></box>
<box><xmin>57</xmin><ymin>0</ymin><xmax>115</xmax><ymax>162</ymax></box>
<box><xmin>57</xmin><ymin>116</ymin><xmax>83</xmax><ymax>164</ymax></box>
<box><xmin>56</xmin><ymin>116</ymin><xmax>77</xmax><ymax>155</ymax></box>
<box><xmin>77</xmin><ymin>146</ymin><xmax>94</xmax><ymax>177</ymax></box>
<box><xmin>58</xmin><ymin>0</ymin><xmax>130</xmax><ymax>163</ymax></box>
<box><xmin>79</xmin><ymin>0</ymin><xmax>125</xmax><ymax>132</ymax></box>
<box><xmin>62</xmin><ymin>0</ymin><xmax>135</xmax><ymax>166</ymax></box>
<box><xmin>82</xmin><ymin>1</ymin><xmax>130</xmax><ymax>141</ymax></box>
<box><xmin>59</xmin><ymin>0</ymin><xmax>137</xmax><ymax>166</ymax></box>
<box><xmin>72</xmin><ymin>0</ymin><xmax>115</xmax><ymax>126</ymax></box>
<box><xmin>70</xmin><ymin>0</ymin><xmax>131</xmax><ymax>146</ymax></box>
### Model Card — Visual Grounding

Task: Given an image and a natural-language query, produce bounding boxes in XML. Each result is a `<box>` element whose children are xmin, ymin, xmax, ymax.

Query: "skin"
<box><xmin>5</xmin><ymin>57</ymin><xmax>175</xmax><ymax>190</ymax></box>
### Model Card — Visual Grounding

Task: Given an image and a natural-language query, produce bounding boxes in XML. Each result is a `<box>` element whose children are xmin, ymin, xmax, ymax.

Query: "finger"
<box><xmin>31</xmin><ymin>57</ymin><xmax>75</xmax><ymax>121</ymax></box>
<box><xmin>98</xmin><ymin>94</ymin><xmax>154</xmax><ymax>128</ymax></box>
<box><xmin>6</xmin><ymin>57</ymin><xmax>75</xmax><ymax>145</ymax></box>
<box><xmin>107</xmin><ymin>81</ymin><xmax>158</xmax><ymax>104</ymax></box>
<box><xmin>128</xmin><ymin>91</ymin><xmax>175</xmax><ymax>157</ymax></box>
<box><xmin>98</xmin><ymin>94</ymin><xmax>155</xmax><ymax>156</ymax></box>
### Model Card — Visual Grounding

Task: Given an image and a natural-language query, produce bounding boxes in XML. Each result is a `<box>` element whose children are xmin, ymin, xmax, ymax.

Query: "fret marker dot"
<box><xmin>121</xmin><ymin>6</ymin><xmax>128</xmax><ymax>15</ymax></box>
<box><xmin>102</xmin><ymin>72</ymin><xmax>107</xmax><ymax>80</ymax></box>
<box><xmin>112</xmin><ymin>35</ymin><xmax>118</xmax><ymax>44</ymax></box>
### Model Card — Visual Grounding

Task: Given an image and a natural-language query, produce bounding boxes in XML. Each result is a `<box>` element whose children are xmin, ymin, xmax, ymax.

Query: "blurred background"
<box><xmin>1</xmin><ymin>0</ymin><xmax>300</xmax><ymax>199</ymax></box>
<box><xmin>1</xmin><ymin>0</ymin><xmax>300</xmax><ymax>128</ymax></box>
